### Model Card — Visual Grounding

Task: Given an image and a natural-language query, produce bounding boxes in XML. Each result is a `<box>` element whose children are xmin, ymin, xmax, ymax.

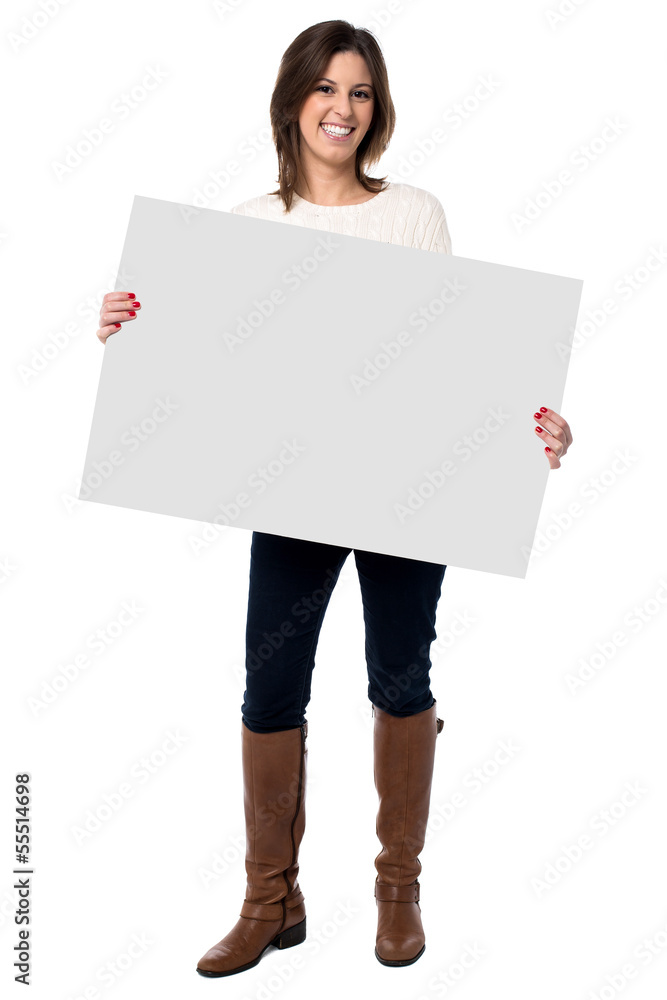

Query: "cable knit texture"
<box><xmin>228</xmin><ymin>181</ymin><xmax>452</xmax><ymax>255</ymax></box>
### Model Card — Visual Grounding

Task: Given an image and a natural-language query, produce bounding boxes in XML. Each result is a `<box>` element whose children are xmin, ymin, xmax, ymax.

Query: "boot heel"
<box><xmin>273</xmin><ymin>916</ymin><xmax>306</xmax><ymax>950</ymax></box>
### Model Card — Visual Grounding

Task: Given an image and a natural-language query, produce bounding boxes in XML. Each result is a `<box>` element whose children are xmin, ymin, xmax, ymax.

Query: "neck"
<box><xmin>295</xmin><ymin>163</ymin><xmax>366</xmax><ymax>207</ymax></box>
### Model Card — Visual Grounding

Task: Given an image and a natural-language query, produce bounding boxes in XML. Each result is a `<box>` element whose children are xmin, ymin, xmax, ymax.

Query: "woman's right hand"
<box><xmin>96</xmin><ymin>291</ymin><xmax>141</xmax><ymax>344</ymax></box>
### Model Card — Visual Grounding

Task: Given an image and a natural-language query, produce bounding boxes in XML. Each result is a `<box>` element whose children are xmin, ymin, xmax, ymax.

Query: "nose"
<box><xmin>329</xmin><ymin>96</ymin><xmax>354</xmax><ymax>120</ymax></box>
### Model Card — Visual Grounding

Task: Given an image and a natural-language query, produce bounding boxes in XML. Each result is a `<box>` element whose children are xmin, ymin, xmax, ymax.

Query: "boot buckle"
<box><xmin>374</xmin><ymin>880</ymin><xmax>420</xmax><ymax>903</ymax></box>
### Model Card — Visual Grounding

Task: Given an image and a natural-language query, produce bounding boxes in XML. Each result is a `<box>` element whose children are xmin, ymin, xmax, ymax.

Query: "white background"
<box><xmin>2</xmin><ymin>1</ymin><xmax>666</xmax><ymax>998</ymax></box>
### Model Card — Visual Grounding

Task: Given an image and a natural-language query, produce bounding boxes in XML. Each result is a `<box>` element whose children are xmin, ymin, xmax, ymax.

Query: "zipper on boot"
<box><xmin>279</xmin><ymin>723</ymin><xmax>307</xmax><ymax>932</ymax></box>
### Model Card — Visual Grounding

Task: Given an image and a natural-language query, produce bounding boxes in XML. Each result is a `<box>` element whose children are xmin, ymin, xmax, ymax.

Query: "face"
<box><xmin>297</xmin><ymin>50</ymin><xmax>375</xmax><ymax>165</ymax></box>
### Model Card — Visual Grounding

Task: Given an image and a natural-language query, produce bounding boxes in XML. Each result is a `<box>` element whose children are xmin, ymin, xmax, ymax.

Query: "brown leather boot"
<box><xmin>372</xmin><ymin>700</ymin><xmax>444</xmax><ymax>966</ymax></box>
<box><xmin>196</xmin><ymin>721</ymin><xmax>308</xmax><ymax>977</ymax></box>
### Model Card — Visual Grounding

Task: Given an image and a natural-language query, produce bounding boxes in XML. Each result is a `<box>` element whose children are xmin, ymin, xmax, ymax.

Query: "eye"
<box><xmin>316</xmin><ymin>86</ymin><xmax>371</xmax><ymax>98</ymax></box>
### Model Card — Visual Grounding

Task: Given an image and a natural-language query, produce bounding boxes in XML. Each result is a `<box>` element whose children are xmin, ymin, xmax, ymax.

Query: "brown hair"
<box><xmin>267</xmin><ymin>20</ymin><xmax>396</xmax><ymax>213</ymax></box>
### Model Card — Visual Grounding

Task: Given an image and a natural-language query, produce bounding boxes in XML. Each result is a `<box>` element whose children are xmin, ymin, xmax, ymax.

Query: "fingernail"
<box><xmin>545</xmin><ymin>446</ymin><xmax>551</xmax><ymax>452</ymax></box>
<box><xmin>126</xmin><ymin>292</ymin><xmax>135</xmax><ymax>298</ymax></box>
<box><xmin>536</xmin><ymin>426</ymin><xmax>543</xmax><ymax>433</ymax></box>
<box><xmin>131</xmin><ymin>301</ymin><xmax>140</xmax><ymax>307</ymax></box>
<box><xmin>533</xmin><ymin>412</ymin><xmax>542</xmax><ymax>420</ymax></box>
<box><xmin>128</xmin><ymin>310</ymin><xmax>136</xmax><ymax>317</ymax></box>
<box><xmin>539</xmin><ymin>407</ymin><xmax>547</xmax><ymax>413</ymax></box>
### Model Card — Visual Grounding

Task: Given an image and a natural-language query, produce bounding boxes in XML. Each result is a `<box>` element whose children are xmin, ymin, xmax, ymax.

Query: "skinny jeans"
<box><xmin>242</xmin><ymin>531</ymin><xmax>447</xmax><ymax>733</ymax></box>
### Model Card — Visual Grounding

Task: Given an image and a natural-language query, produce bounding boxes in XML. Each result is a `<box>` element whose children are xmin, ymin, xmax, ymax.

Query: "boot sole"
<box><xmin>196</xmin><ymin>916</ymin><xmax>307</xmax><ymax>978</ymax></box>
<box><xmin>375</xmin><ymin>942</ymin><xmax>425</xmax><ymax>967</ymax></box>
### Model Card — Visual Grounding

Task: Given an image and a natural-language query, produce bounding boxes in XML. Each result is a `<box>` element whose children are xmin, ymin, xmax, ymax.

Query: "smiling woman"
<box><xmin>195</xmin><ymin>20</ymin><xmax>451</xmax><ymax>982</ymax></box>
<box><xmin>188</xmin><ymin>15</ymin><xmax>573</xmax><ymax>985</ymax></box>
<box><xmin>265</xmin><ymin>20</ymin><xmax>396</xmax><ymax>210</ymax></box>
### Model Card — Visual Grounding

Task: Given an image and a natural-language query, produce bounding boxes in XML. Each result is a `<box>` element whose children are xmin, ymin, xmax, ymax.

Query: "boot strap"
<box><xmin>375</xmin><ymin>880</ymin><xmax>420</xmax><ymax>903</ymax></box>
<box><xmin>241</xmin><ymin>887</ymin><xmax>304</xmax><ymax>921</ymax></box>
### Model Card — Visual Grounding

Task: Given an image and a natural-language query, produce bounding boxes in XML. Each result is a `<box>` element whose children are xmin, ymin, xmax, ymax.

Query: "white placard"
<box><xmin>80</xmin><ymin>195</ymin><xmax>582</xmax><ymax>578</ymax></box>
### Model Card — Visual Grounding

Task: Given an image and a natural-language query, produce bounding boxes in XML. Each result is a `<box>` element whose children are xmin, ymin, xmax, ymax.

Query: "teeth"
<box><xmin>321</xmin><ymin>125</ymin><xmax>352</xmax><ymax>136</ymax></box>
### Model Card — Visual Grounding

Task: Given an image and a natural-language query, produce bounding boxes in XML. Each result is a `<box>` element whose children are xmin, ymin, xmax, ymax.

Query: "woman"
<box><xmin>96</xmin><ymin>20</ymin><xmax>573</xmax><ymax>976</ymax></box>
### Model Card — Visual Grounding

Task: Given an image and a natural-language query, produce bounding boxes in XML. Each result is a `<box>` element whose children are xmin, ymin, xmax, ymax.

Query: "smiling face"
<box><xmin>297</xmin><ymin>50</ymin><xmax>375</xmax><ymax>167</ymax></box>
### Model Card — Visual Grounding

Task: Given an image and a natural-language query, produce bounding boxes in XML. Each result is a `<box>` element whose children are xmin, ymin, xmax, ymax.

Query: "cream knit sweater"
<box><xmin>228</xmin><ymin>181</ymin><xmax>452</xmax><ymax>255</ymax></box>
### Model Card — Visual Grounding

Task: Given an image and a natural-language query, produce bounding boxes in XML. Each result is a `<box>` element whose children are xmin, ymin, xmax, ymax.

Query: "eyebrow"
<box><xmin>315</xmin><ymin>77</ymin><xmax>374</xmax><ymax>92</ymax></box>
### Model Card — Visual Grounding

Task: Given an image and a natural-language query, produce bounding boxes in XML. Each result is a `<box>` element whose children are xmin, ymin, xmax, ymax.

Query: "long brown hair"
<box><xmin>267</xmin><ymin>20</ymin><xmax>396</xmax><ymax>213</ymax></box>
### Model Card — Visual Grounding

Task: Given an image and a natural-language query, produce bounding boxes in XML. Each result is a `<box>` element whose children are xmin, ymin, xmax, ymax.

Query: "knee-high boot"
<box><xmin>372</xmin><ymin>700</ymin><xmax>444</xmax><ymax>966</ymax></box>
<box><xmin>196</xmin><ymin>721</ymin><xmax>308</xmax><ymax>977</ymax></box>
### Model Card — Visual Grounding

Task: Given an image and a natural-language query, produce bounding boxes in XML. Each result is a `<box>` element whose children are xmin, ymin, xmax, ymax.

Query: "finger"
<box><xmin>96</xmin><ymin>292</ymin><xmax>141</xmax><ymax>344</ymax></box>
<box><xmin>98</xmin><ymin>301</ymin><xmax>141</xmax><ymax>344</ymax></box>
<box><xmin>102</xmin><ymin>305</ymin><xmax>140</xmax><ymax>324</ymax></box>
<box><xmin>533</xmin><ymin>407</ymin><xmax>572</xmax><ymax>448</ymax></box>
<box><xmin>102</xmin><ymin>294</ymin><xmax>141</xmax><ymax>317</ymax></box>
<box><xmin>100</xmin><ymin>292</ymin><xmax>140</xmax><ymax>322</ymax></box>
<box><xmin>535</xmin><ymin>423</ymin><xmax>565</xmax><ymax>458</ymax></box>
<box><xmin>535</xmin><ymin>422</ymin><xmax>566</xmax><ymax>461</ymax></box>
<box><xmin>97</xmin><ymin>322</ymin><xmax>123</xmax><ymax>344</ymax></box>
<box><xmin>102</xmin><ymin>291</ymin><xmax>136</xmax><ymax>306</ymax></box>
<box><xmin>97</xmin><ymin>311</ymin><xmax>138</xmax><ymax>344</ymax></box>
<box><xmin>544</xmin><ymin>445</ymin><xmax>561</xmax><ymax>468</ymax></box>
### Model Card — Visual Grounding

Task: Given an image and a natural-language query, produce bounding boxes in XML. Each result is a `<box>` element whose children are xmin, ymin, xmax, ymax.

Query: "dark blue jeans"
<box><xmin>242</xmin><ymin>531</ymin><xmax>447</xmax><ymax>733</ymax></box>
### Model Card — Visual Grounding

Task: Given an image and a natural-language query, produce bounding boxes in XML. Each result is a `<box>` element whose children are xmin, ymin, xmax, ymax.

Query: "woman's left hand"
<box><xmin>532</xmin><ymin>407</ymin><xmax>573</xmax><ymax>469</ymax></box>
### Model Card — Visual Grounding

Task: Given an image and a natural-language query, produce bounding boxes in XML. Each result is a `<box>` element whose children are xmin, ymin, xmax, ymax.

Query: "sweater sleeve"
<box><xmin>426</xmin><ymin>199</ymin><xmax>452</xmax><ymax>255</ymax></box>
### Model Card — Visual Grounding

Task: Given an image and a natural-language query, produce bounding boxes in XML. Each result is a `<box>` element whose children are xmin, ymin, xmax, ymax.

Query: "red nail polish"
<box><xmin>545</xmin><ymin>446</ymin><xmax>551</xmax><ymax>452</ymax></box>
<box><xmin>126</xmin><ymin>292</ymin><xmax>135</xmax><ymax>298</ymax></box>
<box><xmin>115</xmin><ymin>323</ymin><xmax>121</xmax><ymax>328</ymax></box>
<box><xmin>131</xmin><ymin>301</ymin><xmax>140</xmax><ymax>307</ymax></box>
<box><xmin>540</xmin><ymin>407</ymin><xmax>547</xmax><ymax>413</ymax></box>
<box><xmin>533</xmin><ymin>412</ymin><xmax>541</xmax><ymax>419</ymax></box>
<box><xmin>536</xmin><ymin>426</ymin><xmax>543</xmax><ymax>433</ymax></box>
<box><xmin>128</xmin><ymin>310</ymin><xmax>136</xmax><ymax>317</ymax></box>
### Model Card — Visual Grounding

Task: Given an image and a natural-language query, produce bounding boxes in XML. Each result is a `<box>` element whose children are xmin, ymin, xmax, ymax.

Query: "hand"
<box><xmin>532</xmin><ymin>407</ymin><xmax>572</xmax><ymax>469</ymax></box>
<box><xmin>96</xmin><ymin>291</ymin><xmax>141</xmax><ymax>344</ymax></box>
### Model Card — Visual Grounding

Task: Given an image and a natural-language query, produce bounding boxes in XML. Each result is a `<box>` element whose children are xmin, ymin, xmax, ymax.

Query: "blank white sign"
<box><xmin>80</xmin><ymin>195</ymin><xmax>582</xmax><ymax>578</ymax></box>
